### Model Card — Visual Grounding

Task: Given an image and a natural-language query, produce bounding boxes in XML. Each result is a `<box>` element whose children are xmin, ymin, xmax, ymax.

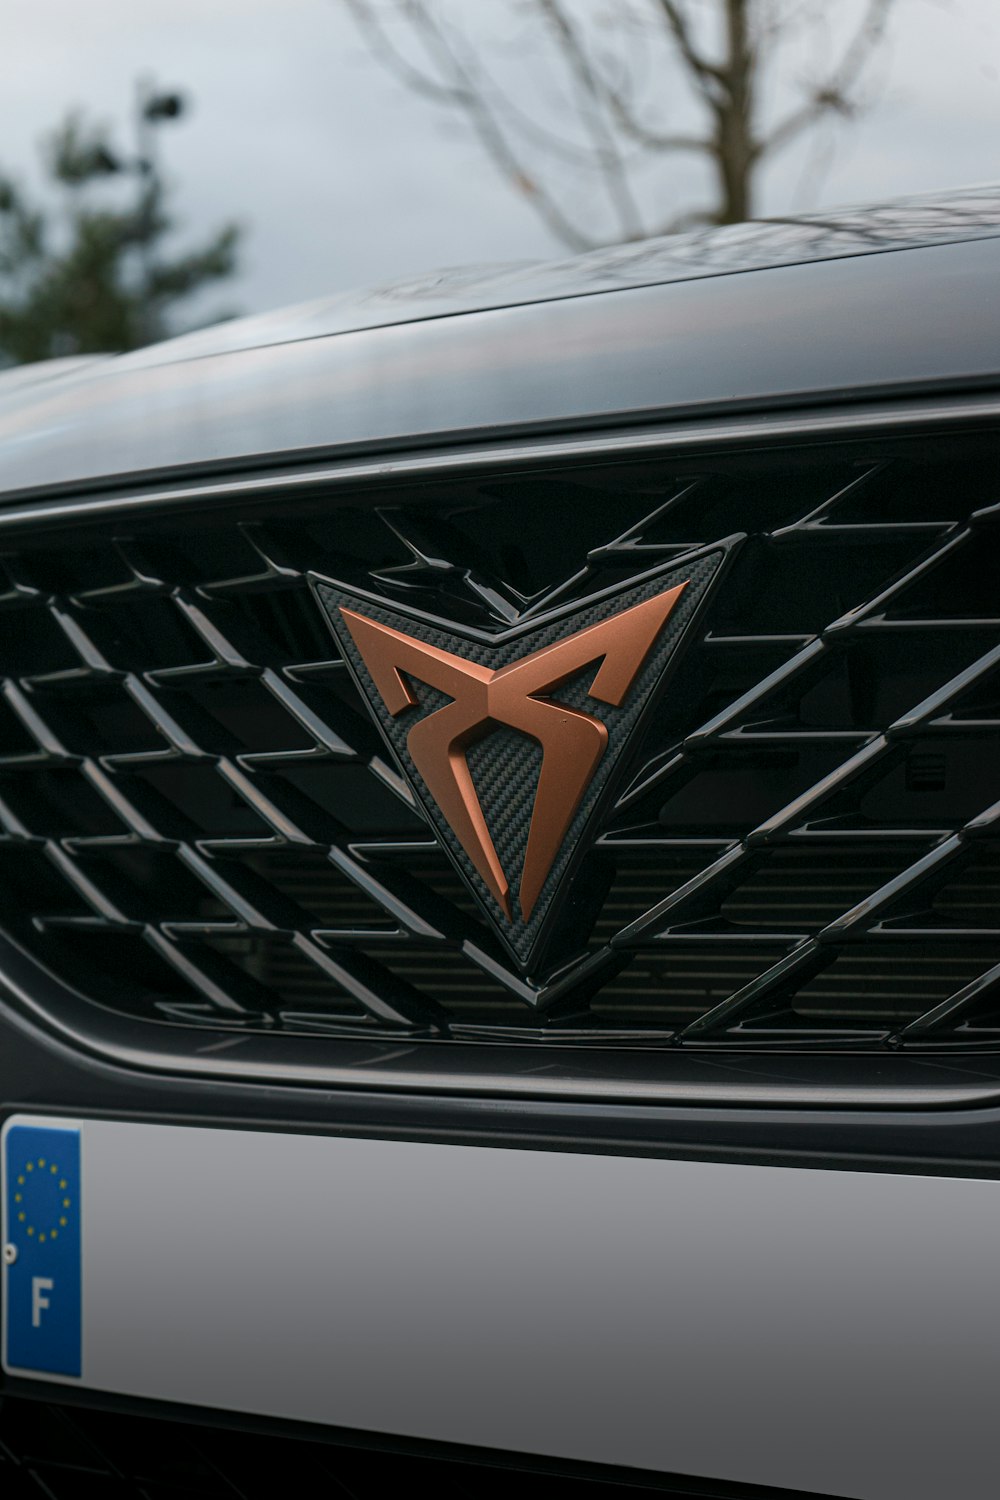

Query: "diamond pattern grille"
<box><xmin>0</xmin><ymin>1395</ymin><xmax>782</xmax><ymax>1499</ymax></box>
<box><xmin>0</xmin><ymin>430</ymin><xmax>999</xmax><ymax>1051</ymax></box>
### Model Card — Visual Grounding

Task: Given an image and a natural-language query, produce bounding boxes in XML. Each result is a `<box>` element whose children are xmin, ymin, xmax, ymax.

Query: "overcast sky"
<box><xmin>5</xmin><ymin>0</ymin><xmax>1000</xmax><ymax>328</ymax></box>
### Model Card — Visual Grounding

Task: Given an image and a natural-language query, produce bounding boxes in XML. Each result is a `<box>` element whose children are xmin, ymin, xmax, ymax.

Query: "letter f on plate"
<box><xmin>32</xmin><ymin>1277</ymin><xmax>53</xmax><ymax>1328</ymax></box>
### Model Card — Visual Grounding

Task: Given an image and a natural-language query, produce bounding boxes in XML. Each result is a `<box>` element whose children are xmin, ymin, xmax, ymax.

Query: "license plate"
<box><xmin>3</xmin><ymin>1112</ymin><xmax>999</xmax><ymax>1500</ymax></box>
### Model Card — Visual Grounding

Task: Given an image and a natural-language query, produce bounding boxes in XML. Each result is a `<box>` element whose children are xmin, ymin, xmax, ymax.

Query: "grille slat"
<box><xmin>1</xmin><ymin>431</ymin><xmax>998</xmax><ymax>1051</ymax></box>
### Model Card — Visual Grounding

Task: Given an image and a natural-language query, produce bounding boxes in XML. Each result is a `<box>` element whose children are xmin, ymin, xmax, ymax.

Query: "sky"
<box><xmin>4</xmin><ymin>0</ymin><xmax>1000</xmax><ymax>330</ymax></box>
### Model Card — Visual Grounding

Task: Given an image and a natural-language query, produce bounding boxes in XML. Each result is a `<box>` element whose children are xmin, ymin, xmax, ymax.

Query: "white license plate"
<box><xmin>3</xmin><ymin>1112</ymin><xmax>999</xmax><ymax>1500</ymax></box>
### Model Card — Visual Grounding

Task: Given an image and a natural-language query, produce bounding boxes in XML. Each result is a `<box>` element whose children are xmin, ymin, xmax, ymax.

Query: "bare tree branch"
<box><xmin>655</xmin><ymin>0</ymin><xmax>726</xmax><ymax>100</ymax></box>
<box><xmin>761</xmin><ymin>0</ymin><xmax>894</xmax><ymax>158</ymax></box>
<box><xmin>344</xmin><ymin>0</ymin><xmax>900</xmax><ymax>249</ymax></box>
<box><xmin>537</xmin><ymin>0</ymin><xmax>646</xmax><ymax>239</ymax></box>
<box><xmin>538</xmin><ymin>0</ymin><xmax>712</xmax><ymax>154</ymax></box>
<box><xmin>402</xmin><ymin>2</ymin><xmax>602</xmax><ymax>249</ymax></box>
<box><xmin>342</xmin><ymin>0</ymin><xmax>469</xmax><ymax>102</ymax></box>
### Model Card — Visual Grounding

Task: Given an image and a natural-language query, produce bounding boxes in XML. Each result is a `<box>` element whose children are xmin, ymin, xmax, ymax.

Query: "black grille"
<box><xmin>1</xmin><ymin>429</ymin><xmax>999</xmax><ymax>1052</ymax></box>
<box><xmin>0</xmin><ymin>1396</ymin><xmax>808</xmax><ymax>1499</ymax></box>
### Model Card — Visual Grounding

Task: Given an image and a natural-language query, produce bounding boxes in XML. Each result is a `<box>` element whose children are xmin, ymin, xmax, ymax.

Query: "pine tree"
<box><xmin>0</xmin><ymin>89</ymin><xmax>240</xmax><ymax>366</ymax></box>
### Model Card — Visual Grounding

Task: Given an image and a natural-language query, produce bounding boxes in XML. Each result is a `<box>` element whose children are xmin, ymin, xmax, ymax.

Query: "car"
<box><xmin>1</xmin><ymin>184</ymin><xmax>1000</xmax><ymax>1500</ymax></box>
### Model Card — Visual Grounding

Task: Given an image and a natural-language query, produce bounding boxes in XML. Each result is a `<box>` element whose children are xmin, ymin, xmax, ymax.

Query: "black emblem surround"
<box><xmin>314</xmin><ymin>543</ymin><xmax>736</xmax><ymax>982</ymax></box>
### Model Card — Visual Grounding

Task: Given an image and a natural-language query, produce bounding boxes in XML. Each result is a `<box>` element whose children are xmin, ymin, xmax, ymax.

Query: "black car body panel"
<box><xmin>0</xmin><ymin>189</ymin><xmax>999</xmax><ymax>500</ymax></box>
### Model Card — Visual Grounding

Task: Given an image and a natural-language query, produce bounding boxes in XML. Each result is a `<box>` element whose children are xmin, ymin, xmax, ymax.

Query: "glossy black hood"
<box><xmin>1</xmin><ymin>184</ymin><xmax>999</xmax><ymax>500</ymax></box>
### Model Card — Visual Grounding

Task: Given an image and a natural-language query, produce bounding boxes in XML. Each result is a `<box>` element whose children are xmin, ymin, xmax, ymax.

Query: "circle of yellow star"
<box><xmin>18</xmin><ymin>1158</ymin><xmax>72</xmax><ymax>1243</ymax></box>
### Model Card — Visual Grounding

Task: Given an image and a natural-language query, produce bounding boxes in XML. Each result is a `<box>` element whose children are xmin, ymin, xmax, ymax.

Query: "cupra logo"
<box><xmin>315</xmin><ymin>551</ymin><xmax>725</xmax><ymax>970</ymax></box>
<box><xmin>338</xmin><ymin>584</ymin><xmax>687</xmax><ymax>923</ymax></box>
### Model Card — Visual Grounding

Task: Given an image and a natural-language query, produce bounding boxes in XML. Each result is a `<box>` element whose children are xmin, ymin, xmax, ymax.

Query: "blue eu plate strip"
<box><xmin>4</xmin><ymin>1122</ymin><xmax>81</xmax><ymax>1377</ymax></box>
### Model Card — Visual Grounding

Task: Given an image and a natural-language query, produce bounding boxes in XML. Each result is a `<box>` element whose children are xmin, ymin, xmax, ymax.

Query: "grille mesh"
<box><xmin>0</xmin><ymin>1396</ymin><xmax>777</xmax><ymax>1499</ymax></box>
<box><xmin>0</xmin><ymin>431</ymin><xmax>999</xmax><ymax>1051</ymax></box>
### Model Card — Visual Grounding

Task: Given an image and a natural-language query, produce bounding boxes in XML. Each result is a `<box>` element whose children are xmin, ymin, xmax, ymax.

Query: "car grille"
<box><xmin>0</xmin><ymin>1395</ymin><xmax>792</xmax><ymax>1499</ymax></box>
<box><xmin>0</xmin><ymin>427</ymin><xmax>998</xmax><ymax>1052</ymax></box>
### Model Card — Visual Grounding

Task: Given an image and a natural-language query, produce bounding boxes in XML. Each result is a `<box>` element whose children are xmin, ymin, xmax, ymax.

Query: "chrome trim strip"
<box><xmin>1</xmin><ymin>943</ymin><xmax>998</xmax><ymax>1110</ymax></box>
<box><xmin>1</xmin><ymin>389</ymin><xmax>998</xmax><ymax>533</ymax></box>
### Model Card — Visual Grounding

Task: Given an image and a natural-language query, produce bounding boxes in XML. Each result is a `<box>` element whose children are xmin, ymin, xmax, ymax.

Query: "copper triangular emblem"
<box><xmin>314</xmin><ymin>548</ymin><xmax>727</xmax><ymax>971</ymax></box>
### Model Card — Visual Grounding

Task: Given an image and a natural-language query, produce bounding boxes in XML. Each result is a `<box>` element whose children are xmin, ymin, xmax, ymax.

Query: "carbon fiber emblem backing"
<box><xmin>314</xmin><ymin>546</ymin><xmax>729</xmax><ymax>976</ymax></box>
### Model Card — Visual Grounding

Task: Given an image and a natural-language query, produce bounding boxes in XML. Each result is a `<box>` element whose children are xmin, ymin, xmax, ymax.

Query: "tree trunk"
<box><xmin>714</xmin><ymin>0</ymin><xmax>755</xmax><ymax>222</ymax></box>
